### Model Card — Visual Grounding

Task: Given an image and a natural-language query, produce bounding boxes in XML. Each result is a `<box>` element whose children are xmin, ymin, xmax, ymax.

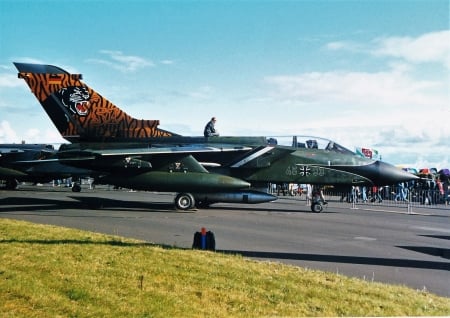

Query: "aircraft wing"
<box><xmin>15</xmin><ymin>144</ymin><xmax>253</xmax><ymax>175</ymax></box>
<box><xmin>80</xmin><ymin>145</ymin><xmax>253</xmax><ymax>156</ymax></box>
<box><xmin>20</xmin><ymin>145</ymin><xmax>253</xmax><ymax>194</ymax></box>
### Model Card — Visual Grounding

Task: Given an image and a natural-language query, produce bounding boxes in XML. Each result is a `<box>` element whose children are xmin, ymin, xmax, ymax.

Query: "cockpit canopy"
<box><xmin>266</xmin><ymin>136</ymin><xmax>354</xmax><ymax>155</ymax></box>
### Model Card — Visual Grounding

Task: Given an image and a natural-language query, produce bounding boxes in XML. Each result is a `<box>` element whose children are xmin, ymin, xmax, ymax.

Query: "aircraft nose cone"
<box><xmin>372</xmin><ymin>161</ymin><xmax>419</xmax><ymax>185</ymax></box>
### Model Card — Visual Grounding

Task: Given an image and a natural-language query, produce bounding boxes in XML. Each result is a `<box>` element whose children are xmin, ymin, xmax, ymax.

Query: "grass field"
<box><xmin>1</xmin><ymin>218</ymin><xmax>449</xmax><ymax>317</ymax></box>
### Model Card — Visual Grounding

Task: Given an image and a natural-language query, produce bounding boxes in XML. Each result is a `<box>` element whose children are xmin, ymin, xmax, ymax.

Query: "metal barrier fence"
<box><xmin>269</xmin><ymin>183</ymin><xmax>449</xmax><ymax>213</ymax></box>
<box><xmin>325</xmin><ymin>187</ymin><xmax>449</xmax><ymax>213</ymax></box>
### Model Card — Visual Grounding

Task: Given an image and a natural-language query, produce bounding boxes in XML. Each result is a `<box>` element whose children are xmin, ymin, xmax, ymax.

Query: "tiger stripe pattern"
<box><xmin>18</xmin><ymin>72</ymin><xmax>174</xmax><ymax>142</ymax></box>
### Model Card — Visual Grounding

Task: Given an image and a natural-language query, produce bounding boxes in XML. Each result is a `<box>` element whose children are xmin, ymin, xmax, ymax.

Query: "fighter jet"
<box><xmin>13</xmin><ymin>62</ymin><xmax>417</xmax><ymax>209</ymax></box>
<box><xmin>0</xmin><ymin>143</ymin><xmax>94</xmax><ymax>191</ymax></box>
<box><xmin>0</xmin><ymin>143</ymin><xmax>55</xmax><ymax>189</ymax></box>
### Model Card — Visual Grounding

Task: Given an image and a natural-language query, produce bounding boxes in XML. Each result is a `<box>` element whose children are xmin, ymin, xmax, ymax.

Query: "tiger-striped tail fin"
<box><xmin>14</xmin><ymin>62</ymin><xmax>177</xmax><ymax>142</ymax></box>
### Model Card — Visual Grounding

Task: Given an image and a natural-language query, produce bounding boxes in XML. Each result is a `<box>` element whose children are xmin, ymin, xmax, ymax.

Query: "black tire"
<box><xmin>175</xmin><ymin>193</ymin><xmax>195</xmax><ymax>210</ymax></box>
<box><xmin>311</xmin><ymin>202</ymin><xmax>323</xmax><ymax>213</ymax></box>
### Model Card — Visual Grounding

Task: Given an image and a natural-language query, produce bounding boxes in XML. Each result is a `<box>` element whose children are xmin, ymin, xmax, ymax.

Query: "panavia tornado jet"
<box><xmin>0</xmin><ymin>143</ymin><xmax>52</xmax><ymax>189</ymax></box>
<box><xmin>14</xmin><ymin>62</ymin><xmax>417</xmax><ymax>209</ymax></box>
<box><xmin>0</xmin><ymin>143</ymin><xmax>91</xmax><ymax>190</ymax></box>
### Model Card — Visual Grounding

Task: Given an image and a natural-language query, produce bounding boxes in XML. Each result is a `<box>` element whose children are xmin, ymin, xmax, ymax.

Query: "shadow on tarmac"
<box><xmin>0</xmin><ymin>196</ymin><xmax>179</xmax><ymax>213</ymax></box>
<box><xmin>0</xmin><ymin>195</ymin><xmax>339</xmax><ymax>214</ymax></box>
<box><xmin>218</xmin><ymin>249</ymin><xmax>450</xmax><ymax>271</ymax></box>
<box><xmin>398</xmin><ymin>246</ymin><xmax>450</xmax><ymax>260</ymax></box>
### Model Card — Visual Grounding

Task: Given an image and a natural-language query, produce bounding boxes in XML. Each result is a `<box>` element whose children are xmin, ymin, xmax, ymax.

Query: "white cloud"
<box><xmin>0</xmin><ymin>120</ymin><xmax>66</xmax><ymax>144</ymax></box>
<box><xmin>324</xmin><ymin>30</ymin><xmax>450</xmax><ymax>69</ymax></box>
<box><xmin>265</xmin><ymin>30</ymin><xmax>449</xmax><ymax>132</ymax></box>
<box><xmin>261</xmin><ymin>66</ymin><xmax>449</xmax><ymax>167</ymax></box>
<box><xmin>373</xmin><ymin>30</ymin><xmax>450</xmax><ymax>68</ymax></box>
<box><xmin>87</xmin><ymin>50</ymin><xmax>154</xmax><ymax>72</ymax></box>
<box><xmin>160</xmin><ymin>59</ymin><xmax>175</xmax><ymax>65</ymax></box>
<box><xmin>326</xmin><ymin>41</ymin><xmax>347</xmax><ymax>50</ymax></box>
<box><xmin>264</xmin><ymin>67</ymin><xmax>445</xmax><ymax>108</ymax></box>
<box><xmin>0</xmin><ymin>73</ymin><xmax>23</xmax><ymax>88</ymax></box>
<box><xmin>260</xmin><ymin>30</ymin><xmax>450</xmax><ymax>168</ymax></box>
<box><xmin>325</xmin><ymin>41</ymin><xmax>362</xmax><ymax>52</ymax></box>
<box><xmin>0</xmin><ymin>121</ymin><xmax>19</xmax><ymax>142</ymax></box>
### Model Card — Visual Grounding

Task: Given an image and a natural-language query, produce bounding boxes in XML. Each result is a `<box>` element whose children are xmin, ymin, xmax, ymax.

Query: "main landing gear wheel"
<box><xmin>175</xmin><ymin>193</ymin><xmax>195</xmax><ymax>210</ymax></box>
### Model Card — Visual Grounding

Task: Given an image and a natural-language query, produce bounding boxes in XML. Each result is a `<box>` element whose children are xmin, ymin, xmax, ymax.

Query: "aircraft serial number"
<box><xmin>285</xmin><ymin>165</ymin><xmax>325</xmax><ymax>177</ymax></box>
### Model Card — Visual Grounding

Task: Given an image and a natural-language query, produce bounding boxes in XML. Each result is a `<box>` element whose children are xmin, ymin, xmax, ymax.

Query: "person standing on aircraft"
<box><xmin>204</xmin><ymin>117</ymin><xmax>219</xmax><ymax>137</ymax></box>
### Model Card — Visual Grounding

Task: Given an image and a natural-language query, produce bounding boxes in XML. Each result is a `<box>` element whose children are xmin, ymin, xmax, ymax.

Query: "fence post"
<box><xmin>407</xmin><ymin>188</ymin><xmax>412</xmax><ymax>214</ymax></box>
<box><xmin>351</xmin><ymin>187</ymin><xmax>357</xmax><ymax>209</ymax></box>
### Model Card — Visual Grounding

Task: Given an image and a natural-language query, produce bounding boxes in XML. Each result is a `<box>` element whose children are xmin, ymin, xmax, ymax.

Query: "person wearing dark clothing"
<box><xmin>421</xmin><ymin>179</ymin><xmax>433</xmax><ymax>205</ymax></box>
<box><xmin>204</xmin><ymin>117</ymin><xmax>219</xmax><ymax>137</ymax></box>
<box><xmin>440</xmin><ymin>172</ymin><xmax>449</xmax><ymax>205</ymax></box>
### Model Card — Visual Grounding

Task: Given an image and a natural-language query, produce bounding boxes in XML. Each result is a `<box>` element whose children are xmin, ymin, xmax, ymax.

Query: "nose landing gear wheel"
<box><xmin>311</xmin><ymin>202</ymin><xmax>323</xmax><ymax>213</ymax></box>
<box><xmin>175</xmin><ymin>193</ymin><xmax>195</xmax><ymax>210</ymax></box>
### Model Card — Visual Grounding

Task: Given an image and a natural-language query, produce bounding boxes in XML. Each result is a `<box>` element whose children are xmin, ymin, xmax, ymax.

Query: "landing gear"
<box><xmin>311</xmin><ymin>202</ymin><xmax>323</xmax><ymax>213</ymax></box>
<box><xmin>174</xmin><ymin>192</ymin><xmax>195</xmax><ymax>210</ymax></box>
<box><xmin>310</xmin><ymin>189</ymin><xmax>327</xmax><ymax>213</ymax></box>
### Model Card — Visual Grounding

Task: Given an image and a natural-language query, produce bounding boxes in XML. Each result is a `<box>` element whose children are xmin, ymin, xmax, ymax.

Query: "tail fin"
<box><xmin>14</xmin><ymin>62</ymin><xmax>177</xmax><ymax>142</ymax></box>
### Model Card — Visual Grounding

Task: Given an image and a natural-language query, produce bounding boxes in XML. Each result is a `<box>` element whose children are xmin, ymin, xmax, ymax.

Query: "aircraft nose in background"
<box><xmin>372</xmin><ymin>161</ymin><xmax>419</xmax><ymax>185</ymax></box>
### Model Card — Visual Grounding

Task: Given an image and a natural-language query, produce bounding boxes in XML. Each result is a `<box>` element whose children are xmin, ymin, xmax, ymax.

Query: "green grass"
<box><xmin>0</xmin><ymin>219</ymin><xmax>449</xmax><ymax>317</ymax></box>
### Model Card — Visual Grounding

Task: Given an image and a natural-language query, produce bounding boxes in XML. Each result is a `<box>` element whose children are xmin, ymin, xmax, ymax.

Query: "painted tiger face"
<box><xmin>57</xmin><ymin>86</ymin><xmax>90</xmax><ymax>116</ymax></box>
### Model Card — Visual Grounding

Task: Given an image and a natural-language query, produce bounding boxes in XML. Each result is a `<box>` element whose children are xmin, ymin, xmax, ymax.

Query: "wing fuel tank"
<box><xmin>0</xmin><ymin>167</ymin><xmax>28</xmax><ymax>177</ymax></box>
<box><xmin>194</xmin><ymin>190</ymin><xmax>277</xmax><ymax>204</ymax></box>
<box><xmin>98</xmin><ymin>171</ymin><xmax>250</xmax><ymax>192</ymax></box>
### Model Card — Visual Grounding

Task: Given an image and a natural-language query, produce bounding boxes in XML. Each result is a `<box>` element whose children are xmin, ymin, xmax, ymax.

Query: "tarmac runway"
<box><xmin>1</xmin><ymin>184</ymin><xmax>449</xmax><ymax>297</ymax></box>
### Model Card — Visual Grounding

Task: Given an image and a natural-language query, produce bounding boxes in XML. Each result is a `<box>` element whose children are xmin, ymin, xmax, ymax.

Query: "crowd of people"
<box><xmin>270</xmin><ymin>177</ymin><xmax>450</xmax><ymax>207</ymax></box>
<box><xmin>339</xmin><ymin>178</ymin><xmax>449</xmax><ymax>206</ymax></box>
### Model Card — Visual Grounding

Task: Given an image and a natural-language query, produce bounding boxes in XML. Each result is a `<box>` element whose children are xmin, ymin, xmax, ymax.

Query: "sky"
<box><xmin>0</xmin><ymin>0</ymin><xmax>449</xmax><ymax>169</ymax></box>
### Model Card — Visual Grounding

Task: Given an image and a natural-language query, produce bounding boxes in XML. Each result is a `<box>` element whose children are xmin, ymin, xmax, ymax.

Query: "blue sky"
<box><xmin>0</xmin><ymin>0</ymin><xmax>449</xmax><ymax>169</ymax></box>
